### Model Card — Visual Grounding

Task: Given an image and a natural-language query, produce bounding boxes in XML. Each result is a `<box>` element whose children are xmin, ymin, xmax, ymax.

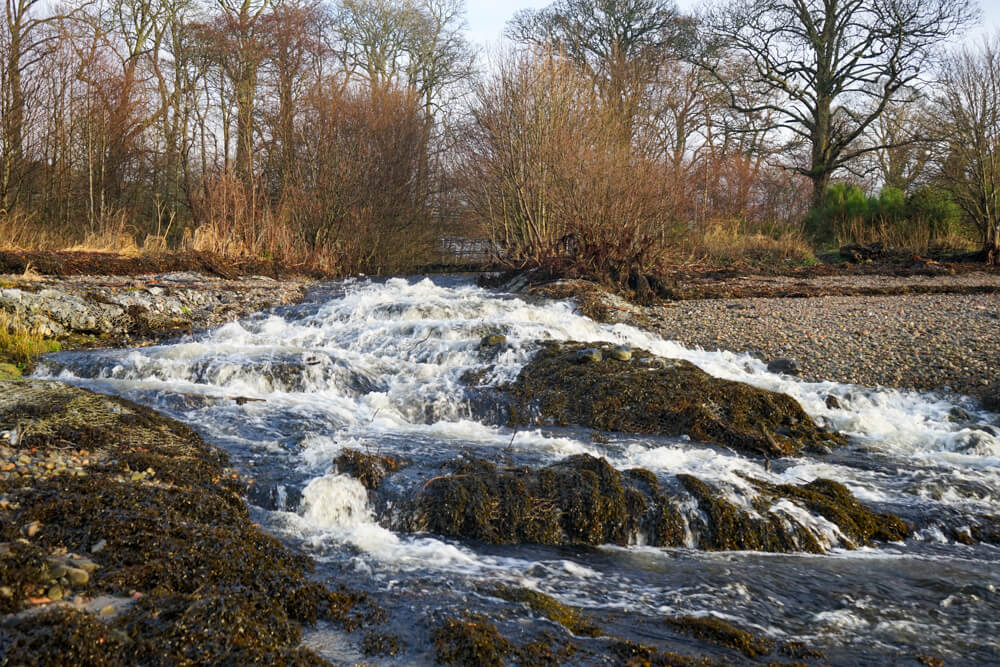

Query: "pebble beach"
<box><xmin>648</xmin><ymin>288</ymin><xmax>1000</xmax><ymax>401</ymax></box>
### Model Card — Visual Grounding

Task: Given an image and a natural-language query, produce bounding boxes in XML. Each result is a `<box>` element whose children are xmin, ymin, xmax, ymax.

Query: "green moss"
<box><xmin>432</xmin><ymin>614</ymin><xmax>513</xmax><ymax>666</ymax></box>
<box><xmin>665</xmin><ymin>616</ymin><xmax>774</xmax><ymax>658</ymax></box>
<box><xmin>334</xmin><ymin>448</ymin><xmax>407</xmax><ymax>490</ymax></box>
<box><xmin>508</xmin><ymin>342</ymin><xmax>843</xmax><ymax>457</ymax></box>
<box><xmin>490</xmin><ymin>585</ymin><xmax>601</xmax><ymax>637</ymax></box>
<box><xmin>0</xmin><ymin>362</ymin><xmax>21</xmax><ymax>380</ymax></box>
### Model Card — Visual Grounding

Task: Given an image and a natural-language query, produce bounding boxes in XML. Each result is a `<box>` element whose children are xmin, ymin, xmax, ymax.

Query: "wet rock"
<box><xmin>334</xmin><ymin>448</ymin><xmax>407</xmax><ymax>490</ymax></box>
<box><xmin>480</xmin><ymin>334</ymin><xmax>506</xmax><ymax>347</ymax></box>
<box><xmin>948</xmin><ymin>406</ymin><xmax>972</xmax><ymax>423</ymax></box>
<box><xmin>825</xmin><ymin>394</ymin><xmax>841</xmax><ymax>410</ymax></box>
<box><xmin>766</xmin><ymin>358</ymin><xmax>800</xmax><ymax>376</ymax></box>
<box><xmin>506</xmin><ymin>342</ymin><xmax>843</xmax><ymax>457</ymax></box>
<box><xmin>575</xmin><ymin>347</ymin><xmax>603</xmax><ymax>364</ymax></box>
<box><xmin>609</xmin><ymin>345</ymin><xmax>632</xmax><ymax>361</ymax></box>
<box><xmin>407</xmin><ymin>454</ymin><xmax>904</xmax><ymax>553</ymax></box>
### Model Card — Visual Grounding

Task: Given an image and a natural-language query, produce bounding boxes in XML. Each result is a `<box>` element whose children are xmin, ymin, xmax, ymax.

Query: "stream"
<box><xmin>34</xmin><ymin>276</ymin><xmax>1000</xmax><ymax>664</ymax></box>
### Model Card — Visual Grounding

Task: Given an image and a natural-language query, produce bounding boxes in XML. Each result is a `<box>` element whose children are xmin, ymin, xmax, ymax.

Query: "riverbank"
<box><xmin>530</xmin><ymin>271</ymin><xmax>1000</xmax><ymax>405</ymax></box>
<box><xmin>0</xmin><ymin>270</ymin><xmax>310</xmax><ymax>372</ymax></box>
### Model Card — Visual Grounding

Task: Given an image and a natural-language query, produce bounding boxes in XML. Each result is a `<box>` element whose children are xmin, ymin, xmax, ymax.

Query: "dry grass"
<box><xmin>0</xmin><ymin>310</ymin><xmax>61</xmax><ymax>368</ymax></box>
<box><xmin>834</xmin><ymin>217</ymin><xmax>977</xmax><ymax>254</ymax></box>
<box><xmin>679</xmin><ymin>221</ymin><xmax>818</xmax><ymax>267</ymax></box>
<box><xmin>0</xmin><ymin>209</ymin><xmax>62</xmax><ymax>250</ymax></box>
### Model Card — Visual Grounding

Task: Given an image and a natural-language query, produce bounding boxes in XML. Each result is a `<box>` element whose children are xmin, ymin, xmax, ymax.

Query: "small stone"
<box><xmin>72</xmin><ymin>558</ymin><xmax>100</xmax><ymax>573</ymax></box>
<box><xmin>23</xmin><ymin>521</ymin><xmax>41</xmax><ymax>538</ymax></box>
<box><xmin>825</xmin><ymin>395</ymin><xmax>841</xmax><ymax>410</ymax></box>
<box><xmin>48</xmin><ymin>562</ymin><xmax>69</xmax><ymax>578</ymax></box>
<box><xmin>0</xmin><ymin>586</ymin><xmax>12</xmax><ymax>598</ymax></box>
<box><xmin>609</xmin><ymin>345</ymin><xmax>632</xmax><ymax>361</ymax></box>
<box><xmin>576</xmin><ymin>348</ymin><xmax>603</xmax><ymax>363</ymax></box>
<box><xmin>66</xmin><ymin>567</ymin><xmax>89</xmax><ymax>586</ymax></box>
<box><xmin>47</xmin><ymin>584</ymin><xmax>63</xmax><ymax>601</ymax></box>
<box><xmin>99</xmin><ymin>604</ymin><xmax>116</xmax><ymax>617</ymax></box>
<box><xmin>91</xmin><ymin>539</ymin><xmax>107</xmax><ymax>554</ymax></box>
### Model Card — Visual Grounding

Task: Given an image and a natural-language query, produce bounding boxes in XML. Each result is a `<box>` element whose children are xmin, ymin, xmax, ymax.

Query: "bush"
<box><xmin>462</xmin><ymin>50</ymin><xmax>672</xmax><ymax>279</ymax></box>
<box><xmin>807</xmin><ymin>183</ymin><xmax>975</xmax><ymax>252</ymax></box>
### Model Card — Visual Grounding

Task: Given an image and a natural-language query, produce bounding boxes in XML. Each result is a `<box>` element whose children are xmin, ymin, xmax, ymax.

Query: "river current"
<box><xmin>34</xmin><ymin>276</ymin><xmax>1000</xmax><ymax>664</ymax></box>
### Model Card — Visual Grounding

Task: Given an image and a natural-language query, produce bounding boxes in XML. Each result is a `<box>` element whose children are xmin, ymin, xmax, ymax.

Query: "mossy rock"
<box><xmin>507</xmin><ymin>342</ymin><xmax>843</xmax><ymax>457</ymax></box>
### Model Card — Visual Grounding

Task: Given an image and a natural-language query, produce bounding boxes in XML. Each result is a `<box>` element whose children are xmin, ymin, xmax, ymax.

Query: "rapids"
<box><xmin>34</xmin><ymin>276</ymin><xmax>1000</xmax><ymax>664</ymax></box>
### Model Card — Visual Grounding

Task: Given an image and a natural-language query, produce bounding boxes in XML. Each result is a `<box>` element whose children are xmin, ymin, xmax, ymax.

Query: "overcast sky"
<box><xmin>464</xmin><ymin>0</ymin><xmax>1000</xmax><ymax>50</ymax></box>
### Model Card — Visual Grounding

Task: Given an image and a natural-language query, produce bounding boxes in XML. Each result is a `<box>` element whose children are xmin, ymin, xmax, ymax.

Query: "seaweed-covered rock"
<box><xmin>432</xmin><ymin>614</ymin><xmax>514</xmax><ymax>666</ymax></box>
<box><xmin>507</xmin><ymin>342</ymin><xmax>843</xmax><ymax>457</ymax></box>
<box><xmin>488</xmin><ymin>586</ymin><xmax>601</xmax><ymax>637</ymax></box>
<box><xmin>750</xmin><ymin>477</ymin><xmax>911</xmax><ymax>546</ymax></box>
<box><xmin>414</xmin><ymin>455</ymin><xmax>665</xmax><ymax>546</ymax></box>
<box><xmin>334</xmin><ymin>448</ymin><xmax>406</xmax><ymax>490</ymax></box>
<box><xmin>0</xmin><ymin>380</ymin><xmax>379</xmax><ymax>662</ymax></box>
<box><xmin>665</xmin><ymin>616</ymin><xmax>774</xmax><ymax>658</ymax></box>
<box><xmin>407</xmin><ymin>454</ymin><xmax>909</xmax><ymax>552</ymax></box>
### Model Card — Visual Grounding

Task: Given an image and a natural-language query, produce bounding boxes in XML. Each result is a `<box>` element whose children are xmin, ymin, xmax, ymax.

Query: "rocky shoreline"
<box><xmin>0</xmin><ymin>380</ymin><xmax>384</xmax><ymax>663</ymax></box>
<box><xmin>0</xmin><ymin>271</ymin><xmax>309</xmax><ymax>351</ymax></box>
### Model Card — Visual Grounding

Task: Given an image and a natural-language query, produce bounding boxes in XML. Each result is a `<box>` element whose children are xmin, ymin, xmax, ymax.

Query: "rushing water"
<box><xmin>34</xmin><ymin>276</ymin><xmax>1000</xmax><ymax>664</ymax></box>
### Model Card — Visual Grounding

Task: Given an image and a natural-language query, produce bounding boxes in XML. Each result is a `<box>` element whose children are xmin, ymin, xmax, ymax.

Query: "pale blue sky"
<box><xmin>464</xmin><ymin>0</ymin><xmax>1000</xmax><ymax>48</ymax></box>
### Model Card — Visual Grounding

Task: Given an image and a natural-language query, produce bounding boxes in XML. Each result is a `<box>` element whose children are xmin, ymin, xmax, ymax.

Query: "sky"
<box><xmin>464</xmin><ymin>0</ymin><xmax>1000</xmax><ymax>50</ymax></box>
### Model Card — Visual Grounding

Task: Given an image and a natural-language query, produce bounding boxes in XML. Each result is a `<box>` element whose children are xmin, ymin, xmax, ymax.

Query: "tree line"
<box><xmin>1</xmin><ymin>0</ymin><xmax>997</xmax><ymax>275</ymax></box>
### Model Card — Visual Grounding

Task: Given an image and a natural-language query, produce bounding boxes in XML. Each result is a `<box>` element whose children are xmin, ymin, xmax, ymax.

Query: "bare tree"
<box><xmin>703</xmin><ymin>0</ymin><xmax>978</xmax><ymax>212</ymax></box>
<box><xmin>507</xmin><ymin>0</ymin><xmax>693</xmax><ymax>139</ymax></box>
<box><xmin>936</xmin><ymin>36</ymin><xmax>1000</xmax><ymax>262</ymax></box>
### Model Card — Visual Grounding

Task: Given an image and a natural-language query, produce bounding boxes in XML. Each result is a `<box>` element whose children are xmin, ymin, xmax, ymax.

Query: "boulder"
<box><xmin>505</xmin><ymin>342</ymin><xmax>843</xmax><ymax>457</ymax></box>
<box><xmin>766</xmin><ymin>358</ymin><xmax>800</xmax><ymax>376</ymax></box>
<box><xmin>406</xmin><ymin>454</ymin><xmax>910</xmax><ymax>552</ymax></box>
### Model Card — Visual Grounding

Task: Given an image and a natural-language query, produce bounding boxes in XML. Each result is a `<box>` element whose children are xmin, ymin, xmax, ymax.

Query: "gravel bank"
<box><xmin>0</xmin><ymin>271</ymin><xmax>309</xmax><ymax>345</ymax></box>
<box><xmin>647</xmin><ymin>292</ymin><xmax>1000</xmax><ymax>401</ymax></box>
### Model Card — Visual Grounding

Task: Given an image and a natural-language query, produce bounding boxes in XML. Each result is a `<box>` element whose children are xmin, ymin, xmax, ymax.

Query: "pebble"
<box><xmin>91</xmin><ymin>539</ymin><xmax>107</xmax><ymax>554</ymax></box>
<box><xmin>66</xmin><ymin>567</ymin><xmax>89</xmax><ymax>586</ymax></box>
<box><xmin>609</xmin><ymin>345</ymin><xmax>632</xmax><ymax>361</ymax></box>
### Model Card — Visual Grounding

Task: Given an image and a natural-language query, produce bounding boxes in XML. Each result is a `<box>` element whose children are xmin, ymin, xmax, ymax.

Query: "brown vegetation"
<box><xmin>0</xmin><ymin>0</ymin><xmax>995</xmax><ymax>280</ymax></box>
